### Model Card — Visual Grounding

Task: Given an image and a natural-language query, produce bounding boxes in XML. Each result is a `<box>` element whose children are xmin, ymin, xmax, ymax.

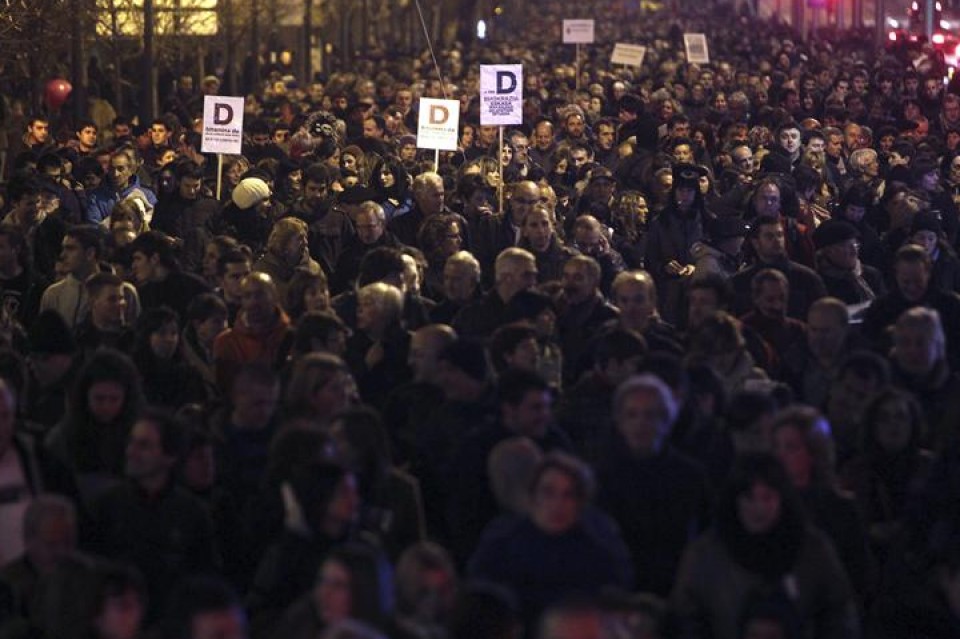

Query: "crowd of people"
<box><xmin>2</xmin><ymin>1</ymin><xmax>960</xmax><ymax>638</ymax></box>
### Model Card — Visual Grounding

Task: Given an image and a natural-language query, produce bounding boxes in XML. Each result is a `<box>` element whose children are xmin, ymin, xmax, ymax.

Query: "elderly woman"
<box><xmin>772</xmin><ymin>405</ymin><xmax>870</xmax><ymax>598</ymax></box>
<box><xmin>670</xmin><ymin>453</ymin><xmax>860</xmax><ymax>639</ymax></box>
<box><xmin>468</xmin><ymin>451</ymin><xmax>632</xmax><ymax>626</ymax></box>
<box><xmin>253</xmin><ymin>217</ymin><xmax>323</xmax><ymax>306</ymax></box>
<box><xmin>344</xmin><ymin>282</ymin><xmax>411</xmax><ymax>408</ymax></box>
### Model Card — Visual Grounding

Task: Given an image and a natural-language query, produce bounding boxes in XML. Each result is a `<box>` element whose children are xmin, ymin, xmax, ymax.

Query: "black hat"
<box><xmin>28</xmin><ymin>310</ymin><xmax>77</xmax><ymax>355</ymax></box>
<box><xmin>910</xmin><ymin>210</ymin><xmax>943</xmax><ymax>235</ymax></box>
<box><xmin>439</xmin><ymin>339</ymin><xmax>489</xmax><ymax>382</ymax></box>
<box><xmin>338</xmin><ymin>185</ymin><xmax>379</xmax><ymax>205</ymax></box>
<box><xmin>896</xmin><ymin>119</ymin><xmax>920</xmax><ymax>132</ymax></box>
<box><xmin>910</xmin><ymin>156</ymin><xmax>939</xmax><ymax>184</ymax></box>
<box><xmin>672</xmin><ymin>163</ymin><xmax>705</xmax><ymax>190</ymax></box>
<box><xmin>589</xmin><ymin>166</ymin><xmax>616</xmax><ymax>184</ymax></box>
<box><xmin>618</xmin><ymin>93</ymin><xmax>644</xmax><ymax>115</ymax></box>
<box><xmin>707</xmin><ymin>215</ymin><xmax>750</xmax><ymax>240</ymax></box>
<box><xmin>813</xmin><ymin>219</ymin><xmax>859</xmax><ymax>250</ymax></box>
<box><xmin>759</xmin><ymin>150</ymin><xmax>793</xmax><ymax>176</ymax></box>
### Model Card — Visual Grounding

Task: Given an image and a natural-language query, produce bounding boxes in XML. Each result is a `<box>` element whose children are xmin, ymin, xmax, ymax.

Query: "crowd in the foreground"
<box><xmin>2</xmin><ymin>2</ymin><xmax>960</xmax><ymax>638</ymax></box>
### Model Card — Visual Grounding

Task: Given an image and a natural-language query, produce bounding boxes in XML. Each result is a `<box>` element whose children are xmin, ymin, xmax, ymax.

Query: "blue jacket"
<box><xmin>84</xmin><ymin>177</ymin><xmax>157</xmax><ymax>224</ymax></box>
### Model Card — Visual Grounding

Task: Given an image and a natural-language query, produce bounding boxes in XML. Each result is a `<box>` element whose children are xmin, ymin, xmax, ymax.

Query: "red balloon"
<box><xmin>45</xmin><ymin>78</ymin><xmax>73</xmax><ymax>111</ymax></box>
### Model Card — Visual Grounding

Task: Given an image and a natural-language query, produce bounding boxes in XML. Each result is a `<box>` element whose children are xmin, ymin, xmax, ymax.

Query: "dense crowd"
<box><xmin>2</xmin><ymin>2</ymin><xmax>960</xmax><ymax>638</ymax></box>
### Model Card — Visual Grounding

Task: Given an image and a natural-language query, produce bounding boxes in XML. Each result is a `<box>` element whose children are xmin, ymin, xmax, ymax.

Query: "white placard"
<box><xmin>201</xmin><ymin>95</ymin><xmax>245</xmax><ymax>155</ymax></box>
<box><xmin>611</xmin><ymin>43</ymin><xmax>647</xmax><ymax>67</ymax></box>
<box><xmin>683</xmin><ymin>33</ymin><xmax>710</xmax><ymax>64</ymax></box>
<box><xmin>416</xmin><ymin>98</ymin><xmax>461</xmax><ymax>151</ymax></box>
<box><xmin>562</xmin><ymin>19</ymin><xmax>595</xmax><ymax>44</ymax></box>
<box><xmin>480</xmin><ymin>64</ymin><xmax>523</xmax><ymax>126</ymax></box>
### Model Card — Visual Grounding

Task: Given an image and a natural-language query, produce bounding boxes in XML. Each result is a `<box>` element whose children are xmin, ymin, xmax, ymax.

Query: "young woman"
<box><xmin>671</xmin><ymin>454</ymin><xmax>859</xmax><ymax>639</ymax></box>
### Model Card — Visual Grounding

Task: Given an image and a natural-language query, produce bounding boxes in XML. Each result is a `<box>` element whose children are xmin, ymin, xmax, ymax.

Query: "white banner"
<box><xmin>611</xmin><ymin>43</ymin><xmax>647</xmax><ymax>67</ymax></box>
<box><xmin>683</xmin><ymin>33</ymin><xmax>710</xmax><ymax>64</ymax></box>
<box><xmin>201</xmin><ymin>95</ymin><xmax>245</xmax><ymax>155</ymax></box>
<box><xmin>480</xmin><ymin>64</ymin><xmax>523</xmax><ymax>126</ymax></box>
<box><xmin>416</xmin><ymin>98</ymin><xmax>461</xmax><ymax>151</ymax></box>
<box><xmin>562</xmin><ymin>19</ymin><xmax>595</xmax><ymax>44</ymax></box>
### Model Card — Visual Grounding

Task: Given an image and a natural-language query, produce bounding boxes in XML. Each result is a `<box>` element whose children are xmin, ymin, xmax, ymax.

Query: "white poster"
<box><xmin>416</xmin><ymin>98</ymin><xmax>461</xmax><ymax>151</ymax></box>
<box><xmin>683</xmin><ymin>33</ymin><xmax>710</xmax><ymax>64</ymax></box>
<box><xmin>611</xmin><ymin>43</ymin><xmax>647</xmax><ymax>67</ymax></box>
<box><xmin>480</xmin><ymin>64</ymin><xmax>523</xmax><ymax>126</ymax></box>
<box><xmin>562</xmin><ymin>19</ymin><xmax>595</xmax><ymax>44</ymax></box>
<box><xmin>201</xmin><ymin>95</ymin><xmax>245</xmax><ymax>154</ymax></box>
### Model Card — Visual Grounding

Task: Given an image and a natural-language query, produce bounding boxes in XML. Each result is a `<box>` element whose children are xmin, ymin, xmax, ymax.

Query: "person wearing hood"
<box><xmin>253</xmin><ymin>217</ymin><xmax>323</xmax><ymax>306</ymax></box>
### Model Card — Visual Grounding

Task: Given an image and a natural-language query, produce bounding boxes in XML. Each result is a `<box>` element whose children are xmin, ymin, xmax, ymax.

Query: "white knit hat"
<box><xmin>232</xmin><ymin>177</ymin><xmax>271</xmax><ymax>209</ymax></box>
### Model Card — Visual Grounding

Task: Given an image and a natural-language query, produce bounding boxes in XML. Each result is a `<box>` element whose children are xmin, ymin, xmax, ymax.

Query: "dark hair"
<box><xmin>714</xmin><ymin>453</ymin><xmax>807</xmax><ymax>576</ymax></box>
<box><xmin>449</xmin><ymin>582</ymin><xmax>519</xmax><ymax>639</ymax></box>
<box><xmin>65</xmin><ymin>225</ymin><xmax>105</xmax><ymax>259</ymax></box>
<box><xmin>357</xmin><ymin>247</ymin><xmax>405</xmax><ymax>287</ymax></box>
<box><xmin>331</xmin><ymin>406</ymin><xmax>393</xmax><ymax>496</ymax></box>
<box><xmin>489</xmin><ymin>323</ymin><xmax>539</xmax><ymax>374</ymax></box>
<box><xmin>497</xmin><ymin>369</ymin><xmax>550</xmax><ymax>406</ymax></box>
<box><xmin>286</xmin><ymin>269</ymin><xmax>328</xmax><ymax>319</ymax></box>
<box><xmin>688</xmin><ymin>272</ymin><xmax>732</xmax><ymax>308</ymax></box>
<box><xmin>140</xmin><ymin>406</ymin><xmax>188</xmax><ymax>460</ymax></box>
<box><xmin>292</xmin><ymin>311</ymin><xmax>349</xmax><ymax>355</ymax></box>
<box><xmin>186</xmin><ymin>293</ymin><xmax>228</xmax><ymax>323</ymax></box>
<box><xmin>320</xmin><ymin>544</ymin><xmax>393</xmax><ymax>629</ymax></box>
<box><xmin>130</xmin><ymin>231</ymin><xmax>181</xmax><ymax>271</ymax></box>
<box><xmin>134</xmin><ymin>306</ymin><xmax>181</xmax><ymax>359</ymax></box>
<box><xmin>161</xmin><ymin>576</ymin><xmax>244</xmax><ymax>639</ymax></box>
<box><xmin>726</xmin><ymin>390</ymin><xmax>779</xmax><ymax>434</ymax></box>
<box><xmin>859</xmin><ymin>386</ymin><xmax>926</xmax><ymax>455</ymax></box>
<box><xmin>63</xmin><ymin>349</ymin><xmax>144</xmax><ymax>473</ymax></box>
<box><xmin>837</xmin><ymin>350</ymin><xmax>890</xmax><ymax>386</ymax></box>
<box><xmin>592</xmin><ymin>328</ymin><xmax>648</xmax><ymax>367</ymax></box>
<box><xmin>216</xmin><ymin>245</ymin><xmax>252</xmax><ymax>276</ymax></box>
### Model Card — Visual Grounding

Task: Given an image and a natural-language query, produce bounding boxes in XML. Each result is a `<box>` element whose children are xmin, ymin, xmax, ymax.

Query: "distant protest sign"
<box><xmin>417</xmin><ymin>98</ymin><xmax>460</xmax><ymax>151</ymax></box>
<box><xmin>611</xmin><ymin>43</ymin><xmax>647</xmax><ymax>67</ymax></box>
<box><xmin>684</xmin><ymin>33</ymin><xmax>710</xmax><ymax>64</ymax></box>
<box><xmin>201</xmin><ymin>96</ymin><xmax>245</xmax><ymax>154</ymax></box>
<box><xmin>562</xmin><ymin>19</ymin><xmax>595</xmax><ymax>43</ymax></box>
<box><xmin>480</xmin><ymin>64</ymin><xmax>523</xmax><ymax>126</ymax></box>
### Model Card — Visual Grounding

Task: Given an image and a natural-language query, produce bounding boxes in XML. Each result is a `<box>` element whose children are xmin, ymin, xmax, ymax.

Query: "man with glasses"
<box><xmin>472</xmin><ymin>181</ymin><xmax>543</xmax><ymax>286</ymax></box>
<box><xmin>812</xmin><ymin>219</ymin><xmax>885</xmax><ymax>305</ymax></box>
<box><xmin>84</xmin><ymin>148</ymin><xmax>157</xmax><ymax>224</ymax></box>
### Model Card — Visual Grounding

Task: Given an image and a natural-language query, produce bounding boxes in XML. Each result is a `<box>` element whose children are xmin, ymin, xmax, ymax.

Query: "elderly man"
<box><xmin>454</xmin><ymin>247</ymin><xmax>538</xmax><ymax>338</ymax></box>
<box><xmin>84</xmin><ymin>148</ymin><xmax>157</xmax><ymax>224</ymax></box>
<box><xmin>472</xmin><ymin>180</ymin><xmax>543</xmax><ymax>284</ymax></box>
<box><xmin>597</xmin><ymin>374</ymin><xmax>710</xmax><ymax>596</ymax></box>
<box><xmin>389</xmin><ymin>172</ymin><xmax>468</xmax><ymax>249</ymax></box>
<box><xmin>430</xmin><ymin>251</ymin><xmax>482</xmax><ymax>324</ymax></box>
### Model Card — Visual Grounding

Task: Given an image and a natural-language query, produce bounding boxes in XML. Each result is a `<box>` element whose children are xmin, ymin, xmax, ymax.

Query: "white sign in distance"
<box><xmin>683</xmin><ymin>33</ymin><xmax>710</xmax><ymax>64</ymax></box>
<box><xmin>201</xmin><ymin>95</ymin><xmax>245</xmax><ymax>155</ymax></box>
<box><xmin>416</xmin><ymin>98</ymin><xmax>461</xmax><ymax>151</ymax></box>
<box><xmin>562</xmin><ymin>19</ymin><xmax>595</xmax><ymax>44</ymax></box>
<box><xmin>480</xmin><ymin>64</ymin><xmax>523</xmax><ymax>126</ymax></box>
<box><xmin>611</xmin><ymin>43</ymin><xmax>647</xmax><ymax>67</ymax></box>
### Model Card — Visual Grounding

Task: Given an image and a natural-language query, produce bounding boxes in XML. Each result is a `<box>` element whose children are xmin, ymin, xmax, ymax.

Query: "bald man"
<box><xmin>213</xmin><ymin>273</ymin><xmax>293</xmax><ymax>392</ymax></box>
